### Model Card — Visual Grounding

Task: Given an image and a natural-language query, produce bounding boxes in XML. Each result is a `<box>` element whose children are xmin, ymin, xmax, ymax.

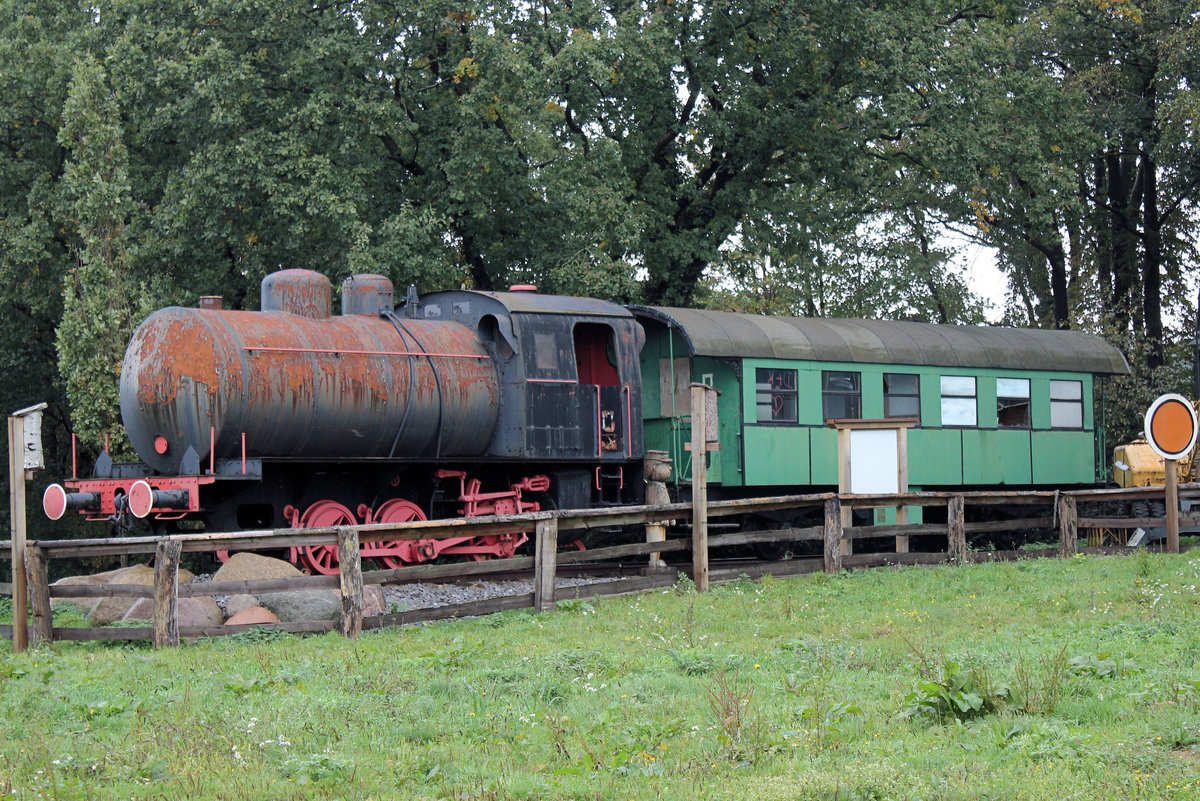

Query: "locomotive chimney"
<box><xmin>198</xmin><ymin>296</ymin><xmax>223</xmax><ymax>310</ymax></box>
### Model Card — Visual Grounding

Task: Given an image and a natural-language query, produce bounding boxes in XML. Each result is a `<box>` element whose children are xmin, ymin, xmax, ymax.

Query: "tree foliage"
<box><xmin>0</xmin><ymin>0</ymin><xmax>1196</xmax><ymax>499</ymax></box>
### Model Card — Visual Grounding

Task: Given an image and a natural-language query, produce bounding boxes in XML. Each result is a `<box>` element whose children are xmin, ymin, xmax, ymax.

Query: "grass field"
<box><xmin>1</xmin><ymin>551</ymin><xmax>1198</xmax><ymax>800</ymax></box>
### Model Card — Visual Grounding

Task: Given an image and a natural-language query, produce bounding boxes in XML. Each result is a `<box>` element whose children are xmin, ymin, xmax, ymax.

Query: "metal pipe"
<box><xmin>384</xmin><ymin>311</ymin><xmax>446</xmax><ymax>458</ymax></box>
<box><xmin>243</xmin><ymin>346</ymin><xmax>487</xmax><ymax>359</ymax></box>
<box><xmin>383</xmin><ymin>313</ymin><xmax>419</xmax><ymax>459</ymax></box>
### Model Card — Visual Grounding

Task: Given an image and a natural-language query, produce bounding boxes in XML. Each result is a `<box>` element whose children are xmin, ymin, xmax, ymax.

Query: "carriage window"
<box><xmin>884</xmin><ymin>373</ymin><xmax>920</xmax><ymax>421</ymax></box>
<box><xmin>1050</xmin><ymin>379</ymin><xmax>1084</xmax><ymax>429</ymax></box>
<box><xmin>756</xmin><ymin>368</ymin><xmax>797</xmax><ymax>424</ymax></box>
<box><xmin>997</xmin><ymin>378</ymin><xmax>1031</xmax><ymax>428</ymax></box>
<box><xmin>822</xmin><ymin>371</ymin><xmax>861</xmax><ymax>420</ymax></box>
<box><xmin>940</xmin><ymin>376</ymin><xmax>977</xmax><ymax>426</ymax></box>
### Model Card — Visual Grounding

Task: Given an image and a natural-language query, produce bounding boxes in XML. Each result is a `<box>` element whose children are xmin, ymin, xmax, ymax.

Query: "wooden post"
<box><xmin>534</xmin><ymin>518</ymin><xmax>558</xmax><ymax>612</ymax></box>
<box><xmin>1165</xmin><ymin>459</ymin><xmax>1180</xmax><ymax>554</ymax></box>
<box><xmin>1057</xmin><ymin>494</ymin><xmax>1078</xmax><ymax>558</ymax></box>
<box><xmin>824</xmin><ymin>497</ymin><xmax>843</xmax><ymax>574</ymax></box>
<box><xmin>7</xmin><ymin>416</ymin><xmax>28</xmax><ymax>652</ymax></box>
<box><xmin>337</xmin><ymin>527</ymin><xmax>363</xmax><ymax>638</ymax></box>
<box><xmin>690</xmin><ymin>384</ymin><xmax>710</xmax><ymax>592</ymax></box>
<box><xmin>896</xmin><ymin>427</ymin><xmax>909</xmax><ymax>554</ymax></box>
<box><xmin>152</xmin><ymin>538</ymin><xmax>182</xmax><ymax>649</ymax></box>
<box><xmin>947</xmin><ymin>495</ymin><xmax>966</xmax><ymax>564</ymax></box>
<box><xmin>26</xmin><ymin>544</ymin><xmax>52</xmax><ymax>645</ymax></box>
<box><xmin>836</xmin><ymin>428</ymin><xmax>853</xmax><ymax>557</ymax></box>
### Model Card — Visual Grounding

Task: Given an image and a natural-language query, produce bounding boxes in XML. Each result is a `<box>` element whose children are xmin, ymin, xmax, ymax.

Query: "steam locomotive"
<box><xmin>43</xmin><ymin>269</ymin><xmax>1129</xmax><ymax>572</ymax></box>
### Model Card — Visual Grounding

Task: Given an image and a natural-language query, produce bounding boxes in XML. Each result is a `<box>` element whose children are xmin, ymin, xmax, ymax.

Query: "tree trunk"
<box><xmin>1093</xmin><ymin>158</ymin><xmax>1111</xmax><ymax>305</ymax></box>
<box><xmin>1139</xmin><ymin>68</ymin><xmax>1164</xmax><ymax>370</ymax></box>
<box><xmin>1106</xmin><ymin>151</ymin><xmax>1140</xmax><ymax>332</ymax></box>
<box><xmin>1048</xmin><ymin>242</ymin><xmax>1070</xmax><ymax>330</ymax></box>
<box><xmin>1141</xmin><ymin>148</ymin><xmax>1164</xmax><ymax>369</ymax></box>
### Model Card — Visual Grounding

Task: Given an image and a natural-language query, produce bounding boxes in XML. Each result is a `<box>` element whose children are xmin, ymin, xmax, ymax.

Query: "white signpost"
<box><xmin>8</xmin><ymin>403</ymin><xmax>47</xmax><ymax>653</ymax></box>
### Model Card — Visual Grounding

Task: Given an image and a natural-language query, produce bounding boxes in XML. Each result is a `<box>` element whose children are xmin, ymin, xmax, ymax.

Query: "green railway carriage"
<box><xmin>630</xmin><ymin>307</ymin><xmax>1130</xmax><ymax>503</ymax></box>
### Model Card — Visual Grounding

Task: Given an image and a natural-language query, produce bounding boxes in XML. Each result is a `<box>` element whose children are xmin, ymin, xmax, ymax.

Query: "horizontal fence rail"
<box><xmin>3</xmin><ymin>483</ymin><xmax>1198</xmax><ymax>648</ymax></box>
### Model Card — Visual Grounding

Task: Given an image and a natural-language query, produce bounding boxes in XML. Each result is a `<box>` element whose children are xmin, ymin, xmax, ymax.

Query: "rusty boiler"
<box><xmin>119</xmin><ymin>270</ymin><xmax>499</xmax><ymax>473</ymax></box>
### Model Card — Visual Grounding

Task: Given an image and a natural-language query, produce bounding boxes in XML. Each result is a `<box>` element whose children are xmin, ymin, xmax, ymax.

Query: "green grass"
<box><xmin>2</xmin><ymin>553</ymin><xmax>1199</xmax><ymax>799</ymax></box>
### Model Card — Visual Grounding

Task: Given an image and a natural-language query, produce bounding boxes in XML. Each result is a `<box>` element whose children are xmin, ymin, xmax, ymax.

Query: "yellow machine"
<box><xmin>1112</xmin><ymin>439</ymin><xmax>1196</xmax><ymax>487</ymax></box>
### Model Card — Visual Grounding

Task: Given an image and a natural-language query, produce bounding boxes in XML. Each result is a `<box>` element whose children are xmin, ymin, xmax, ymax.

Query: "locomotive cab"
<box><xmin>404</xmin><ymin>286</ymin><xmax>646</xmax><ymax>507</ymax></box>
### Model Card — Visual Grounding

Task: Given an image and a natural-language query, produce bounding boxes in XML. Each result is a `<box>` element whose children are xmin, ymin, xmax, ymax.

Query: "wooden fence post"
<box><xmin>691</xmin><ymin>384</ymin><xmax>710</xmax><ymax>592</ymax></box>
<box><xmin>534</xmin><ymin>518</ymin><xmax>558</xmax><ymax>612</ymax></box>
<box><xmin>1057</xmin><ymin>494</ymin><xmax>1078</xmax><ymax>558</ymax></box>
<box><xmin>947</xmin><ymin>495</ymin><xmax>966</xmax><ymax>564</ymax></box>
<box><xmin>338</xmin><ymin>527</ymin><xmax>363</xmax><ymax>638</ymax></box>
<box><xmin>8</xmin><ymin>415</ymin><xmax>28</xmax><ymax>652</ymax></box>
<box><xmin>153</xmin><ymin>538</ymin><xmax>182</xmax><ymax>649</ymax></box>
<box><xmin>824</xmin><ymin>497</ymin><xmax>843</xmax><ymax>574</ymax></box>
<box><xmin>26</xmin><ymin>544</ymin><xmax>52</xmax><ymax>645</ymax></box>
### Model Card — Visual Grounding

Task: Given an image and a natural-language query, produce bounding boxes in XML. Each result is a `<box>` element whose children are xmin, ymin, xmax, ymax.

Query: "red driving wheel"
<box><xmin>369</xmin><ymin>499</ymin><xmax>428</xmax><ymax>568</ymax></box>
<box><xmin>298</xmin><ymin>500</ymin><xmax>358</xmax><ymax>575</ymax></box>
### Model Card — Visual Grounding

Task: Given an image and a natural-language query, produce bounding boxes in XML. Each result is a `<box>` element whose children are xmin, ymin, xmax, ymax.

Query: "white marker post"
<box><xmin>8</xmin><ymin>403</ymin><xmax>47</xmax><ymax>653</ymax></box>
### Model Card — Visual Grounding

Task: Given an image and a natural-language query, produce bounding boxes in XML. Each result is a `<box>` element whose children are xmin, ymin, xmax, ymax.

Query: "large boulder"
<box><xmin>212</xmin><ymin>552</ymin><xmax>338</xmax><ymax>622</ymax></box>
<box><xmin>212</xmin><ymin>551</ymin><xmax>374</xmax><ymax>623</ymax></box>
<box><xmin>258</xmin><ymin>588</ymin><xmax>341</xmax><ymax>623</ymax></box>
<box><xmin>50</xmin><ymin>574</ymin><xmax>109</xmax><ymax>615</ymax></box>
<box><xmin>121</xmin><ymin>595</ymin><xmax>224</xmax><ymax>629</ymax></box>
<box><xmin>88</xmin><ymin>564</ymin><xmax>196</xmax><ymax>626</ymax></box>
<box><xmin>225</xmin><ymin>606</ymin><xmax>281</xmax><ymax>626</ymax></box>
<box><xmin>212</xmin><ymin>552</ymin><xmax>302</xmax><ymax>584</ymax></box>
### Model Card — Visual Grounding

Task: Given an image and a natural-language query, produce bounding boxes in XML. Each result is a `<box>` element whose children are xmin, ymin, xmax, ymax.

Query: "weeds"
<box><xmin>1011</xmin><ymin>647</ymin><xmax>1070</xmax><ymax>715</ymax></box>
<box><xmin>900</xmin><ymin>660</ymin><xmax>1009</xmax><ymax>721</ymax></box>
<box><xmin>706</xmin><ymin>668</ymin><xmax>768</xmax><ymax>762</ymax></box>
<box><xmin>1069</xmin><ymin>651</ymin><xmax>1142</xmax><ymax>679</ymax></box>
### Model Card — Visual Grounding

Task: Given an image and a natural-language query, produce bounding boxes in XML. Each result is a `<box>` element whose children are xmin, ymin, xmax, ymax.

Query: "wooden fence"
<box><xmin>3</xmin><ymin>484</ymin><xmax>1198</xmax><ymax>649</ymax></box>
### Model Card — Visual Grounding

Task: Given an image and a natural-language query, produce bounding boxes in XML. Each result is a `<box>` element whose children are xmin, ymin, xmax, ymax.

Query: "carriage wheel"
<box><xmin>370</xmin><ymin>499</ymin><xmax>428</xmax><ymax>568</ymax></box>
<box><xmin>298</xmin><ymin>500</ymin><xmax>358</xmax><ymax>575</ymax></box>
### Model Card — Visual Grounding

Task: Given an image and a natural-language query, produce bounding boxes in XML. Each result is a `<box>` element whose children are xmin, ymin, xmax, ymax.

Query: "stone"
<box><xmin>225</xmin><ymin>606</ymin><xmax>280</xmax><ymax>626</ymax></box>
<box><xmin>49</xmin><ymin>574</ymin><xmax>107</xmax><ymax>615</ymax></box>
<box><xmin>86</xmin><ymin>563</ymin><xmax>197</xmax><ymax>626</ymax></box>
<box><xmin>258</xmin><ymin>588</ymin><xmax>341</xmax><ymax>623</ymax></box>
<box><xmin>224</xmin><ymin>593</ymin><xmax>261</xmax><ymax>619</ymax></box>
<box><xmin>363</xmin><ymin>585</ymin><xmax>385</xmax><ymax>618</ymax></box>
<box><xmin>212</xmin><ymin>552</ymin><xmax>302</xmax><ymax>584</ymax></box>
<box><xmin>121</xmin><ymin>596</ymin><xmax>223</xmax><ymax>629</ymax></box>
<box><xmin>88</xmin><ymin>565</ymin><xmax>151</xmax><ymax>625</ymax></box>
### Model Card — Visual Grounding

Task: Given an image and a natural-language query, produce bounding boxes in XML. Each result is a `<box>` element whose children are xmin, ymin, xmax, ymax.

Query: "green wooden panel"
<box><xmin>810</xmin><ymin>427</ymin><xmax>839</xmax><ymax>484</ymax></box>
<box><xmin>860</xmin><ymin>370</ymin><xmax>884</xmax><ymax>419</ymax></box>
<box><xmin>962</xmin><ymin>429</ymin><xmax>1032</xmax><ymax>485</ymax></box>
<box><xmin>643</xmin><ymin>418</ymin><xmax>682</xmax><ymax>468</ymax></box>
<box><xmin>743</xmin><ymin>426</ymin><xmax>809</xmax><ymax>486</ymax></box>
<box><xmin>921</xmin><ymin>372</ymin><xmax>943</xmax><ymax>426</ymax></box>
<box><xmin>1032</xmin><ymin>431</ymin><xmax>1096</xmax><ymax>484</ymax></box>
<box><xmin>696</xmin><ymin>358</ymin><xmax>743</xmax><ymax>487</ymax></box>
<box><xmin>976</xmin><ymin>377</ymin><xmax>998</xmax><ymax>428</ymax></box>
<box><xmin>908</xmin><ymin>429</ymin><xmax>963</xmax><ymax>485</ymax></box>
<box><xmin>872</xmin><ymin>506</ymin><xmax>924</xmax><ymax>524</ymax></box>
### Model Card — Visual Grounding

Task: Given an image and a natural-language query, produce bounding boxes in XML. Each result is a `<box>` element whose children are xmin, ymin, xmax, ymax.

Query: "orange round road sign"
<box><xmin>1144</xmin><ymin>394</ymin><xmax>1198</xmax><ymax>460</ymax></box>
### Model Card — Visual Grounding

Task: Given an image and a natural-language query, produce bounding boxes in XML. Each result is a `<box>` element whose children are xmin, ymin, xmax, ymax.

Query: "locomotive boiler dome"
<box><xmin>260</xmin><ymin>269</ymin><xmax>333</xmax><ymax>318</ymax></box>
<box><xmin>119</xmin><ymin>272</ymin><xmax>499</xmax><ymax>474</ymax></box>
